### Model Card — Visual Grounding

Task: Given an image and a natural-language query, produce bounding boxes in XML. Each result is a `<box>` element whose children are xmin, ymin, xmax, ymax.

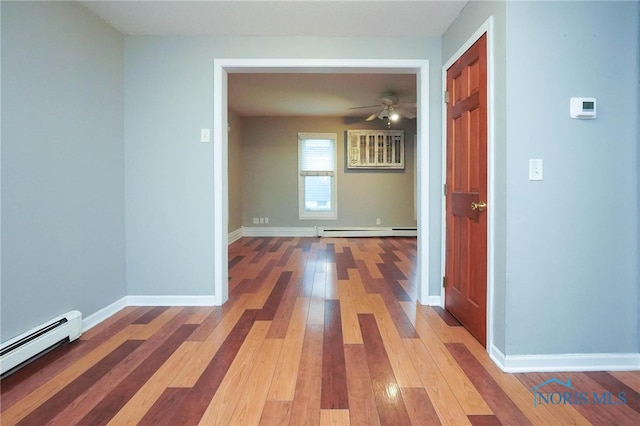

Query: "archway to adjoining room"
<box><xmin>213</xmin><ymin>59</ymin><xmax>430</xmax><ymax>307</ymax></box>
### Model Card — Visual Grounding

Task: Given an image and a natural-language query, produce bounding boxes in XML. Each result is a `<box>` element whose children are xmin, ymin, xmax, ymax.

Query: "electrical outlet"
<box><xmin>376</xmin><ymin>218</ymin><xmax>381</xmax><ymax>225</ymax></box>
<box><xmin>264</xmin><ymin>217</ymin><xmax>269</xmax><ymax>224</ymax></box>
<box><xmin>260</xmin><ymin>218</ymin><xmax>265</xmax><ymax>224</ymax></box>
<box><xmin>253</xmin><ymin>217</ymin><xmax>259</xmax><ymax>224</ymax></box>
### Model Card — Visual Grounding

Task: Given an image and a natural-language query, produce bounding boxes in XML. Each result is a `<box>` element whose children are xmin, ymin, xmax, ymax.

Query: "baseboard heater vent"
<box><xmin>317</xmin><ymin>227</ymin><xmax>417</xmax><ymax>238</ymax></box>
<box><xmin>0</xmin><ymin>310</ymin><xmax>82</xmax><ymax>378</ymax></box>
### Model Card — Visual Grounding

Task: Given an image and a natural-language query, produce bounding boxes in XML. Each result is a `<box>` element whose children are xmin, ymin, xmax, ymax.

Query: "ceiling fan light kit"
<box><xmin>372</xmin><ymin>107</ymin><xmax>399</xmax><ymax>128</ymax></box>
<box><xmin>351</xmin><ymin>91</ymin><xmax>416</xmax><ymax>128</ymax></box>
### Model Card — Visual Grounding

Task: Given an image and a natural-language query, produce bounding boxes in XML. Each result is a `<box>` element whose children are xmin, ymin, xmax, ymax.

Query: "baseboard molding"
<box><xmin>490</xmin><ymin>344</ymin><xmax>640</xmax><ymax>372</ymax></box>
<box><xmin>242</xmin><ymin>226</ymin><xmax>317</xmax><ymax>237</ymax></box>
<box><xmin>82</xmin><ymin>296</ymin><xmax>129</xmax><ymax>332</ymax></box>
<box><xmin>126</xmin><ymin>295</ymin><xmax>216</xmax><ymax>306</ymax></box>
<box><xmin>82</xmin><ymin>295</ymin><xmax>216</xmax><ymax>333</ymax></box>
<box><xmin>318</xmin><ymin>226</ymin><xmax>417</xmax><ymax>237</ymax></box>
<box><xmin>426</xmin><ymin>295</ymin><xmax>442</xmax><ymax>306</ymax></box>
<box><xmin>228</xmin><ymin>227</ymin><xmax>243</xmax><ymax>244</ymax></box>
<box><xmin>237</xmin><ymin>226</ymin><xmax>418</xmax><ymax>239</ymax></box>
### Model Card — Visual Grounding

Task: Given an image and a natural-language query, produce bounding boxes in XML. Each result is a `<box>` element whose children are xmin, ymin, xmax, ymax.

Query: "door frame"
<box><xmin>213</xmin><ymin>58</ymin><xmax>431</xmax><ymax>306</ymax></box>
<box><xmin>441</xmin><ymin>17</ymin><xmax>495</xmax><ymax>351</ymax></box>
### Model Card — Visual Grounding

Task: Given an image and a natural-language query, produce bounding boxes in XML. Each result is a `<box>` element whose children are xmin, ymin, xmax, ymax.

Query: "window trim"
<box><xmin>298</xmin><ymin>132</ymin><xmax>338</xmax><ymax>220</ymax></box>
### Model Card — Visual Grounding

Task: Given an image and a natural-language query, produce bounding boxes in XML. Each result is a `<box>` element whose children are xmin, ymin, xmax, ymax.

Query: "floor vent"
<box><xmin>317</xmin><ymin>227</ymin><xmax>417</xmax><ymax>238</ymax></box>
<box><xmin>0</xmin><ymin>310</ymin><xmax>82</xmax><ymax>378</ymax></box>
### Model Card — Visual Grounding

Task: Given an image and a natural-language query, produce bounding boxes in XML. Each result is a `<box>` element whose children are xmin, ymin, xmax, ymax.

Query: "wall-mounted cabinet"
<box><xmin>347</xmin><ymin>130</ymin><xmax>404</xmax><ymax>169</ymax></box>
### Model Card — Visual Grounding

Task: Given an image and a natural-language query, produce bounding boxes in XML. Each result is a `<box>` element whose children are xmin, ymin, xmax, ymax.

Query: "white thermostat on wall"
<box><xmin>570</xmin><ymin>97</ymin><xmax>596</xmax><ymax>119</ymax></box>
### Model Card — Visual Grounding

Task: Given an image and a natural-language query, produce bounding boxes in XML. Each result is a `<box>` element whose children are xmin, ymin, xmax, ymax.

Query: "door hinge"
<box><xmin>443</xmin><ymin>183</ymin><xmax>447</xmax><ymax>196</ymax></box>
<box><xmin>444</xmin><ymin>90</ymin><xmax>450</xmax><ymax>104</ymax></box>
<box><xmin>442</xmin><ymin>276</ymin><xmax>447</xmax><ymax>288</ymax></box>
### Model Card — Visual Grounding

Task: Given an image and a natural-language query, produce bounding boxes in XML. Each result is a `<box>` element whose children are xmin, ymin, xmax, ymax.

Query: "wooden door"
<box><xmin>444</xmin><ymin>34</ymin><xmax>488</xmax><ymax>347</ymax></box>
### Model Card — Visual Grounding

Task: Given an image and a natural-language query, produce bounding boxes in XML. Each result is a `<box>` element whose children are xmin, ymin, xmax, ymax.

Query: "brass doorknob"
<box><xmin>471</xmin><ymin>201</ymin><xmax>487</xmax><ymax>212</ymax></box>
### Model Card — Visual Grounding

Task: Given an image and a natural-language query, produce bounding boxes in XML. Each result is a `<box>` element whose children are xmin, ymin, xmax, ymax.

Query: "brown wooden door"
<box><xmin>445</xmin><ymin>34</ymin><xmax>488</xmax><ymax>347</ymax></box>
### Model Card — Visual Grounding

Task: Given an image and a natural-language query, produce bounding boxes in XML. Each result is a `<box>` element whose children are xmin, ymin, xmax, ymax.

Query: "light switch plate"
<box><xmin>200</xmin><ymin>128</ymin><xmax>211</xmax><ymax>143</ymax></box>
<box><xmin>529</xmin><ymin>159</ymin><xmax>543</xmax><ymax>181</ymax></box>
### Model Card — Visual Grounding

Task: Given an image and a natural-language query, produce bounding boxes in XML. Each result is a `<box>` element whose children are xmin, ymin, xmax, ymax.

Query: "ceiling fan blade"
<box><xmin>396</xmin><ymin>108</ymin><xmax>416</xmax><ymax>119</ymax></box>
<box><xmin>349</xmin><ymin>104</ymin><xmax>381</xmax><ymax>110</ymax></box>
<box><xmin>365</xmin><ymin>112</ymin><xmax>379</xmax><ymax>121</ymax></box>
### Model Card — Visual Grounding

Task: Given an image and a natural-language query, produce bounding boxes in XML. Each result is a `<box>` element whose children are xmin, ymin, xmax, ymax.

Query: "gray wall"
<box><xmin>240</xmin><ymin>116</ymin><xmax>417</xmax><ymax>228</ymax></box>
<box><xmin>0</xmin><ymin>0</ymin><xmax>3</xmax><ymax>343</ymax></box>
<box><xmin>228</xmin><ymin>109</ymin><xmax>243</xmax><ymax>232</ymax></box>
<box><xmin>1</xmin><ymin>1</ymin><xmax>126</xmax><ymax>340</ymax></box>
<box><xmin>504</xmin><ymin>0</ymin><xmax>638</xmax><ymax>355</ymax></box>
<box><xmin>124</xmin><ymin>36</ymin><xmax>443</xmax><ymax>296</ymax></box>
<box><xmin>444</xmin><ymin>0</ymin><xmax>639</xmax><ymax>356</ymax></box>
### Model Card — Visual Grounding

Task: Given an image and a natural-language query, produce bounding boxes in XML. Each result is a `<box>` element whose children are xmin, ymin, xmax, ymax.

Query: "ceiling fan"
<box><xmin>349</xmin><ymin>92</ymin><xmax>416</xmax><ymax>127</ymax></box>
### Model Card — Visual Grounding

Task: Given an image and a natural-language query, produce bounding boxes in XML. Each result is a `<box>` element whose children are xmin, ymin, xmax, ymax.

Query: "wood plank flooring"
<box><xmin>2</xmin><ymin>237</ymin><xmax>640</xmax><ymax>425</ymax></box>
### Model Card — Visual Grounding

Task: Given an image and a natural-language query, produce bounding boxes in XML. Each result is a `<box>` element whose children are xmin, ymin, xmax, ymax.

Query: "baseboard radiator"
<box><xmin>0</xmin><ymin>310</ymin><xmax>82</xmax><ymax>377</ymax></box>
<box><xmin>317</xmin><ymin>227</ymin><xmax>417</xmax><ymax>238</ymax></box>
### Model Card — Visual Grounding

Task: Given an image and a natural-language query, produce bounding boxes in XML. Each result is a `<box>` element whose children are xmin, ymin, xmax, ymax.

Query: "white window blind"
<box><xmin>300</xmin><ymin>139</ymin><xmax>334</xmax><ymax>173</ymax></box>
<box><xmin>298</xmin><ymin>133</ymin><xmax>337</xmax><ymax>220</ymax></box>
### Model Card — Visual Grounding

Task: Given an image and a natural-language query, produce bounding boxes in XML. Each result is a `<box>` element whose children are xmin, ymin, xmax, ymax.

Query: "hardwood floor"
<box><xmin>2</xmin><ymin>237</ymin><xmax>639</xmax><ymax>425</ymax></box>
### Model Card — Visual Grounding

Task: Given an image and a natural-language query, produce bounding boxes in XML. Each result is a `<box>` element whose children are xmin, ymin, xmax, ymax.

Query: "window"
<box><xmin>298</xmin><ymin>133</ymin><xmax>337</xmax><ymax>220</ymax></box>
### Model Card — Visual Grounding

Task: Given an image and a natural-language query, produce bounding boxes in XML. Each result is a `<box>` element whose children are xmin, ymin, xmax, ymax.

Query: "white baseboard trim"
<box><xmin>237</xmin><ymin>226</ymin><xmax>417</xmax><ymax>239</ymax></box>
<box><xmin>126</xmin><ymin>295</ymin><xmax>216</xmax><ymax>306</ymax></box>
<box><xmin>426</xmin><ymin>295</ymin><xmax>442</xmax><ymax>306</ymax></box>
<box><xmin>81</xmin><ymin>295</ymin><xmax>216</xmax><ymax>334</ymax></box>
<box><xmin>82</xmin><ymin>296</ymin><xmax>129</xmax><ymax>332</ymax></box>
<box><xmin>490</xmin><ymin>344</ymin><xmax>640</xmax><ymax>372</ymax></box>
<box><xmin>318</xmin><ymin>226</ymin><xmax>417</xmax><ymax>237</ymax></box>
<box><xmin>228</xmin><ymin>227</ymin><xmax>243</xmax><ymax>244</ymax></box>
<box><xmin>242</xmin><ymin>226</ymin><xmax>317</xmax><ymax>237</ymax></box>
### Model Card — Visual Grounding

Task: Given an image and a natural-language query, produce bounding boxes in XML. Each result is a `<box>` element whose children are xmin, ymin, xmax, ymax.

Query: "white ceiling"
<box><xmin>79</xmin><ymin>0</ymin><xmax>467</xmax><ymax>37</ymax></box>
<box><xmin>228</xmin><ymin>73</ymin><xmax>417</xmax><ymax>117</ymax></box>
<box><xmin>79</xmin><ymin>0</ymin><xmax>467</xmax><ymax>117</ymax></box>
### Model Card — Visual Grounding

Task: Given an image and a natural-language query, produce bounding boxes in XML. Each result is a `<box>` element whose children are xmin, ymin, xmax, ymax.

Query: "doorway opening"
<box><xmin>213</xmin><ymin>59</ymin><xmax>431</xmax><ymax>306</ymax></box>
